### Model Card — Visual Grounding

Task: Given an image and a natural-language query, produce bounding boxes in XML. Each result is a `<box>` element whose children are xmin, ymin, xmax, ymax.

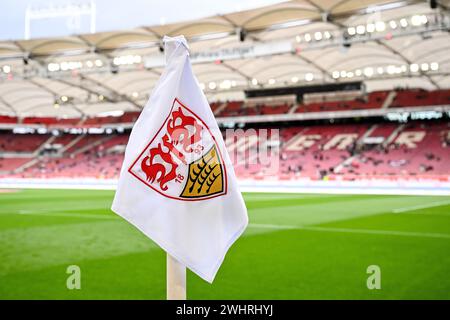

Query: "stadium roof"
<box><xmin>0</xmin><ymin>0</ymin><xmax>449</xmax><ymax>118</ymax></box>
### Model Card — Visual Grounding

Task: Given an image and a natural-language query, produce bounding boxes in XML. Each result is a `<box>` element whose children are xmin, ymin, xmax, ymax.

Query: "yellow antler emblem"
<box><xmin>180</xmin><ymin>145</ymin><xmax>224</xmax><ymax>198</ymax></box>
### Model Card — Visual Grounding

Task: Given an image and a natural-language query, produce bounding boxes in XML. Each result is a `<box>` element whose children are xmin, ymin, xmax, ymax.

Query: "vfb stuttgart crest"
<box><xmin>128</xmin><ymin>98</ymin><xmax>227</xmax><ymax>201</ymax></box>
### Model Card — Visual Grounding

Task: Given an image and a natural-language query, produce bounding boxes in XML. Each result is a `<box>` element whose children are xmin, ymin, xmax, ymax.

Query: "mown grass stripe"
<box><xmin>249</xmin><ymin>223</ymin><xmax>450</xmax><ymax>239</ymax></box>
<box><xmin>392</xmin><ymin>200</ymin><xmax>450</xmax><ymax>213</ymax></box>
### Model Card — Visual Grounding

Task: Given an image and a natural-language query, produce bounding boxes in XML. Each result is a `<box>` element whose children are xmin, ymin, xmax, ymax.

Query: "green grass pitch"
<box><xmin>0</xmin><ymin>189</ymin><xmax>449</xmax><ymax>299</ymax></box>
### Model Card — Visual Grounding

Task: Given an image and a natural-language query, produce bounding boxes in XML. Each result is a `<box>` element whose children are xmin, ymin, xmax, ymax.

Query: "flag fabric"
<box><xmin>112</xmin><ymin>35</ymin><xmax>248</xmax><ymax>283</ymax></box>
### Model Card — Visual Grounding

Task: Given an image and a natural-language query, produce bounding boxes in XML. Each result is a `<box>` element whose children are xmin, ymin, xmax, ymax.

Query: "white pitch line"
<box><xmin>391</xmin><ymin>200</ymin><xmax>450</xmax><ymax>213</ymax></box>
<box><xmin>249</xmin><ymin>223</ymin><xmax>450</xmax><ymax>239</ymax></box>
<box><xmin>248</xmin><ymin>223</ymin><xmax>297</xmax><ymax>230</ymax></box>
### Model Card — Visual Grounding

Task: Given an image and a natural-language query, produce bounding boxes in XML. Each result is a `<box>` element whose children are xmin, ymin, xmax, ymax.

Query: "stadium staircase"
<box><xmin>381</xmin><ymin>91</ymin><xmax>397</xmax><ymax>109</ymax></box>
<box><xmin>213</xmin><ymin>102</ymin><xmax>228</xmax><ymax>116</ymax></box>
<box><xmin>287</xmin><ymin>104</ymin><xmax>298</xmax><ymax>114</ymax></box>
<box><xmin>334</xmin><ymin>125</ymin><xmax>377</xmax><ymax>173</ymax></box>
<box><xmin>60</xmin><ymin>135</ymin><xmax>85</xmax><ymax>154</ymax></box>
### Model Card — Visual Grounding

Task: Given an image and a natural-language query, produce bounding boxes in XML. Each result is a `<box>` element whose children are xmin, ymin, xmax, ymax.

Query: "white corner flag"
<box><xmin>112</xmin><ymin>35</ymin><xmax>248</xmax><ymax>285</ymax></box>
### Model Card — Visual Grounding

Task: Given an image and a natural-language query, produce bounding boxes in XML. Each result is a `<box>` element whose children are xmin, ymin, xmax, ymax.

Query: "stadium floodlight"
<box><xmin>199</xmin><ymin>83</ymin><xmax>205</xmax><ymax>90</ymax></box>
<box><xmin>61</xmin><ymin>96</ymin><xmax>68</xmax><ymax>102</ymax></box>
<box><xmin>57</xmin><ymin>61</ymin><xmax>82</xmax><ymax>71</ymax></box>
<box><xmin>295</xmin><ymin>35</ymin><xmax>301</xmax><ymax>43</ymax></box>
<box><xmin>60</xmin><ymin>62</ymin><xmax>69</xmax><ymax>71</ymax></box>
<box><xmin>113</xmin><ymin>55</ymin><xmax>142</xmax><ymax>66</ymax></box>
<box><xmin>132</xmin><ymin>92</ymin><xmax>139</xmax><ymax>98</ymax></box>
<box><xmin>420</xmin><ymin>15</ymin><xmax>428</xmax><ymax>25</ymax></box>
<box><xmin>363</xmin><ymin>67</ymin><xmax>374</xmax><ymax>77</ymax></box>
<box><xmin>332</xmin><ymin>71</ymin><xmax>340</xmax><ymax>79</ymax></box>
<box><xmin>421</xmin><ymin>63</ymin><xmax>429</xmax><ymax>71</ymax></box>
<box><xmin>375</xmin><ymin>21</ymin><xmax>386</xmax><ymax>32</ymax></box>
<box><xmin>53</xmin><ymin>102</ymin><xmax>60</xmax><ymax>109</ymax></box>
<box><xmin>355</xmin><ymin>69</ymin><xmax>362</xmax><ymax>76</ymax></box>
<box><xmin>430</xmin><ymin>62</ymin><xmax>439</xmax><ymax>71</ymax></box>
<box><xmin>94</xmin><ymin>59</ymin><xmax>103</xmax><ymax>67</ymax></box>
<box><xmin>85</xmin><ymin>60</ymin><xmax>94</xmax><ymax>68</ymax></box>
<box><xmin>411</xmin><ymin>15</ymin><xmax>422</xmax><ymax>26</ymax></box>
<box><xmin>346</xmin><ymin>71</ymin><xmax>354</xmax><ymax>78</ymax></box>
<box><xmin>400</xmin><ymin>18</ymin><xmax>408</xmax><ymax>27</ymax></box>
<box><xmin>377</xmin><ymin>67</ymin><xmax>384</xmax><ymax>74</ymax></box>
<box><xmin>98</xmin><ymin>94</ymin><xmax>104</xmax><ymax>101</ymax></box>
<box><xmin>231</xmin><ymin>80</ymin><xmax>237</xmax><ymax>87</ymax></box>
<box><xmin>305</xmin><ymin>73</ymin><xmax>314</xmax><ymax>81</ymax></box>
<box><xmin>347</xmin><ymin>27</ymin><xmax>356</xmax><ymax>35</ymax></box>
<box><xmin>411</xmin><ymin>15</ymin><xmax>427</xmax><ymax>26</ymax></box>
<box><xmin>2</xmin><ymin>65</ymin><xmax>11</xmax><ymax>73</ymax></box>
<box><xmin>409</xmin><ymin>63</ymin><xmax>419</xmax><ymax>72</ymax></box>
<box><xmin>268</xmin><ymin>78</ymin><xmax>276</xmax><ymax>85</ymax></box>
<box><xmin>304</xmin><ymin>33</ymin><xmax>312</xmax><ymax>42</ymax></box>
<box><xmin>387</xmin><ymin>65</ymin><xmax>396</xmax><ymax>75</ymax></box>
<box><xmin>389</xmin><ymin>20</ymin><xmax>398</xmax><ymax>29</ymax></box>
<box><xmin>324</xmin><ymin>31</ymin><xmax>331</xmax><ymax>39</ymax></box>
<box><xmin>47</xmin><ymin>63</ymin><xmax>59</xmax><ymax>72</ymax></box>
<box><xmin>366</xmin><ymin>23</ymin><xmax>375</xmax><ymax>33</ymax></box>
<box><xmin>220</xmin><ymin>80</ymin><xmax>231</xmax><ymax>89</ymax></box>
<box><xmin>356</xmin><ymin>25</ymin><xmax>365</xmax><ymax>34</ymax></box>
<box><xmin>314</xmin><ymin>32</ymin><xmax>322</xmax><ymax>41</ymax></box>
<box><xmin>291</xmin><ymin>76</ymin><xmax>299</xmax><ymax>83</ymax></box>
<box><xmin>251</xmin><ymin>78</ymin><xmax>258</xmax><ymax>85</ymax></box>
<box><xmin>340</xmin><ymin>70</ymin><xmax>347</xmax><ymax>78</ymax></box>
<box><xmin>208</xmin><ymin>82</ymin><xmax>217</xmax><ymax>89</ymax></box>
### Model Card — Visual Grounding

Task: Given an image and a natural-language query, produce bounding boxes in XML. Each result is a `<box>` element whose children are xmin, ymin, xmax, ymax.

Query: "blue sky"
<box><xmin>0</xmin><ymin>0</ymin><xmax>284</xmax><ymax>41</ymax></box>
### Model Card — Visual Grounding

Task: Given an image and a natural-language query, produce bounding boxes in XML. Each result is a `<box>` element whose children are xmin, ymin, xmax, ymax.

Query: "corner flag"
<box><xmin>112</xmin><ymin>35</ymin><xmax>248</xmax><ymax>284</ymax></box>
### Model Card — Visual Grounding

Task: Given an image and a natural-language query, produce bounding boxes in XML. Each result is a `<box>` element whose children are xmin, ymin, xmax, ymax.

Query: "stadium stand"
<box><xmin>1</xmin><ymin>119</ymin><xmax>448</xmax><ymax>181</ymax></box>
<box><xmin>0</xmin><ymin>158</ymin><xmax>30</xmax><ymax>172</ymax></box>
<box><xmin>338</xmin><ymin>122</ymin><xmax>450</xmax><ymax>179</ymax></box>
<box><xmin>390</xmin><ymin>89</ymin><xmax>450</xmax><ymax>108</ymax></box>
<box><xmin>295</xmin><ymin>91</ymin><xmax>389</xmax><ymax>113</ymax></box>
<box><xmin>0</xmin><ymin>89</ymin><xmax>449</xmax><ymax>181</ymax></box>
<box><xmin>0</xmin><ymin>133</ymin><xmax>50</xmax><ymax>153</ymax></box>
<box><xmin>0</xmin><ymin>115</ymin><xmax>18</xmax><ymax>124</ymax></box>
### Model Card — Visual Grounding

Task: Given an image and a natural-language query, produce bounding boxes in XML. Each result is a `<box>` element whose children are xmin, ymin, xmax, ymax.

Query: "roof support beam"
<box><xmin>220</xmin><ymin>61</ymin><xmax>252</xmax><ymax>81</ymax></box>
<box><xmin>377</xmin><ymin>40</ymin><xmax>440</xmax><ymax>89</ymax></box>
<box><xmin>27</xmin><ymin>78</ymin><xmax>87</xmax><ymax>117</ymax></box>
<box><xmin>293</xmin><ymin>52</ymin><xmax>335</xmax><ymax>82</ymax></box>
<box><xmin>304</xmin><ymin>0</ymin><xmax>441</xmax><ymax>88</ymax></box>
<box><xmin>0</xmin><ymin>97</ymin><xmax>18</xmax><ymax>117</ymax></box>
<box><xmin>77</xmin><ymin>74</ymin><xmax>142</xmax><ymax>110</ymax></box>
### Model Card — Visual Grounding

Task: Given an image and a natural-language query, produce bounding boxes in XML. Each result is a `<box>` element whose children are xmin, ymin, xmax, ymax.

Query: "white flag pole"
<box><xmin>167</xmin><ymin>253</ymin><xmax>186</xmax><ymax>300</ymax></box>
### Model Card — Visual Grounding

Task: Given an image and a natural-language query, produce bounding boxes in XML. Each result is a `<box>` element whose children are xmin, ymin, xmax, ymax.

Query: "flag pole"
<box><xmin>167</xmin><ymin>253</ymin><xmax>186</xmax><ymax>300</ymax></box>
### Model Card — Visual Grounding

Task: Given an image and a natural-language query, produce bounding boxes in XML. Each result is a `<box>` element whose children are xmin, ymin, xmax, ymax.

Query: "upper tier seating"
<box><xmin>1</xmin><ymin>89</ymin><xmax>449</xmax><ymax>126</ymax></box>
<box><xmin>390</xmin><ymin>89</ymin><xmax>450</xmax><ymax>108</ymax></box>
